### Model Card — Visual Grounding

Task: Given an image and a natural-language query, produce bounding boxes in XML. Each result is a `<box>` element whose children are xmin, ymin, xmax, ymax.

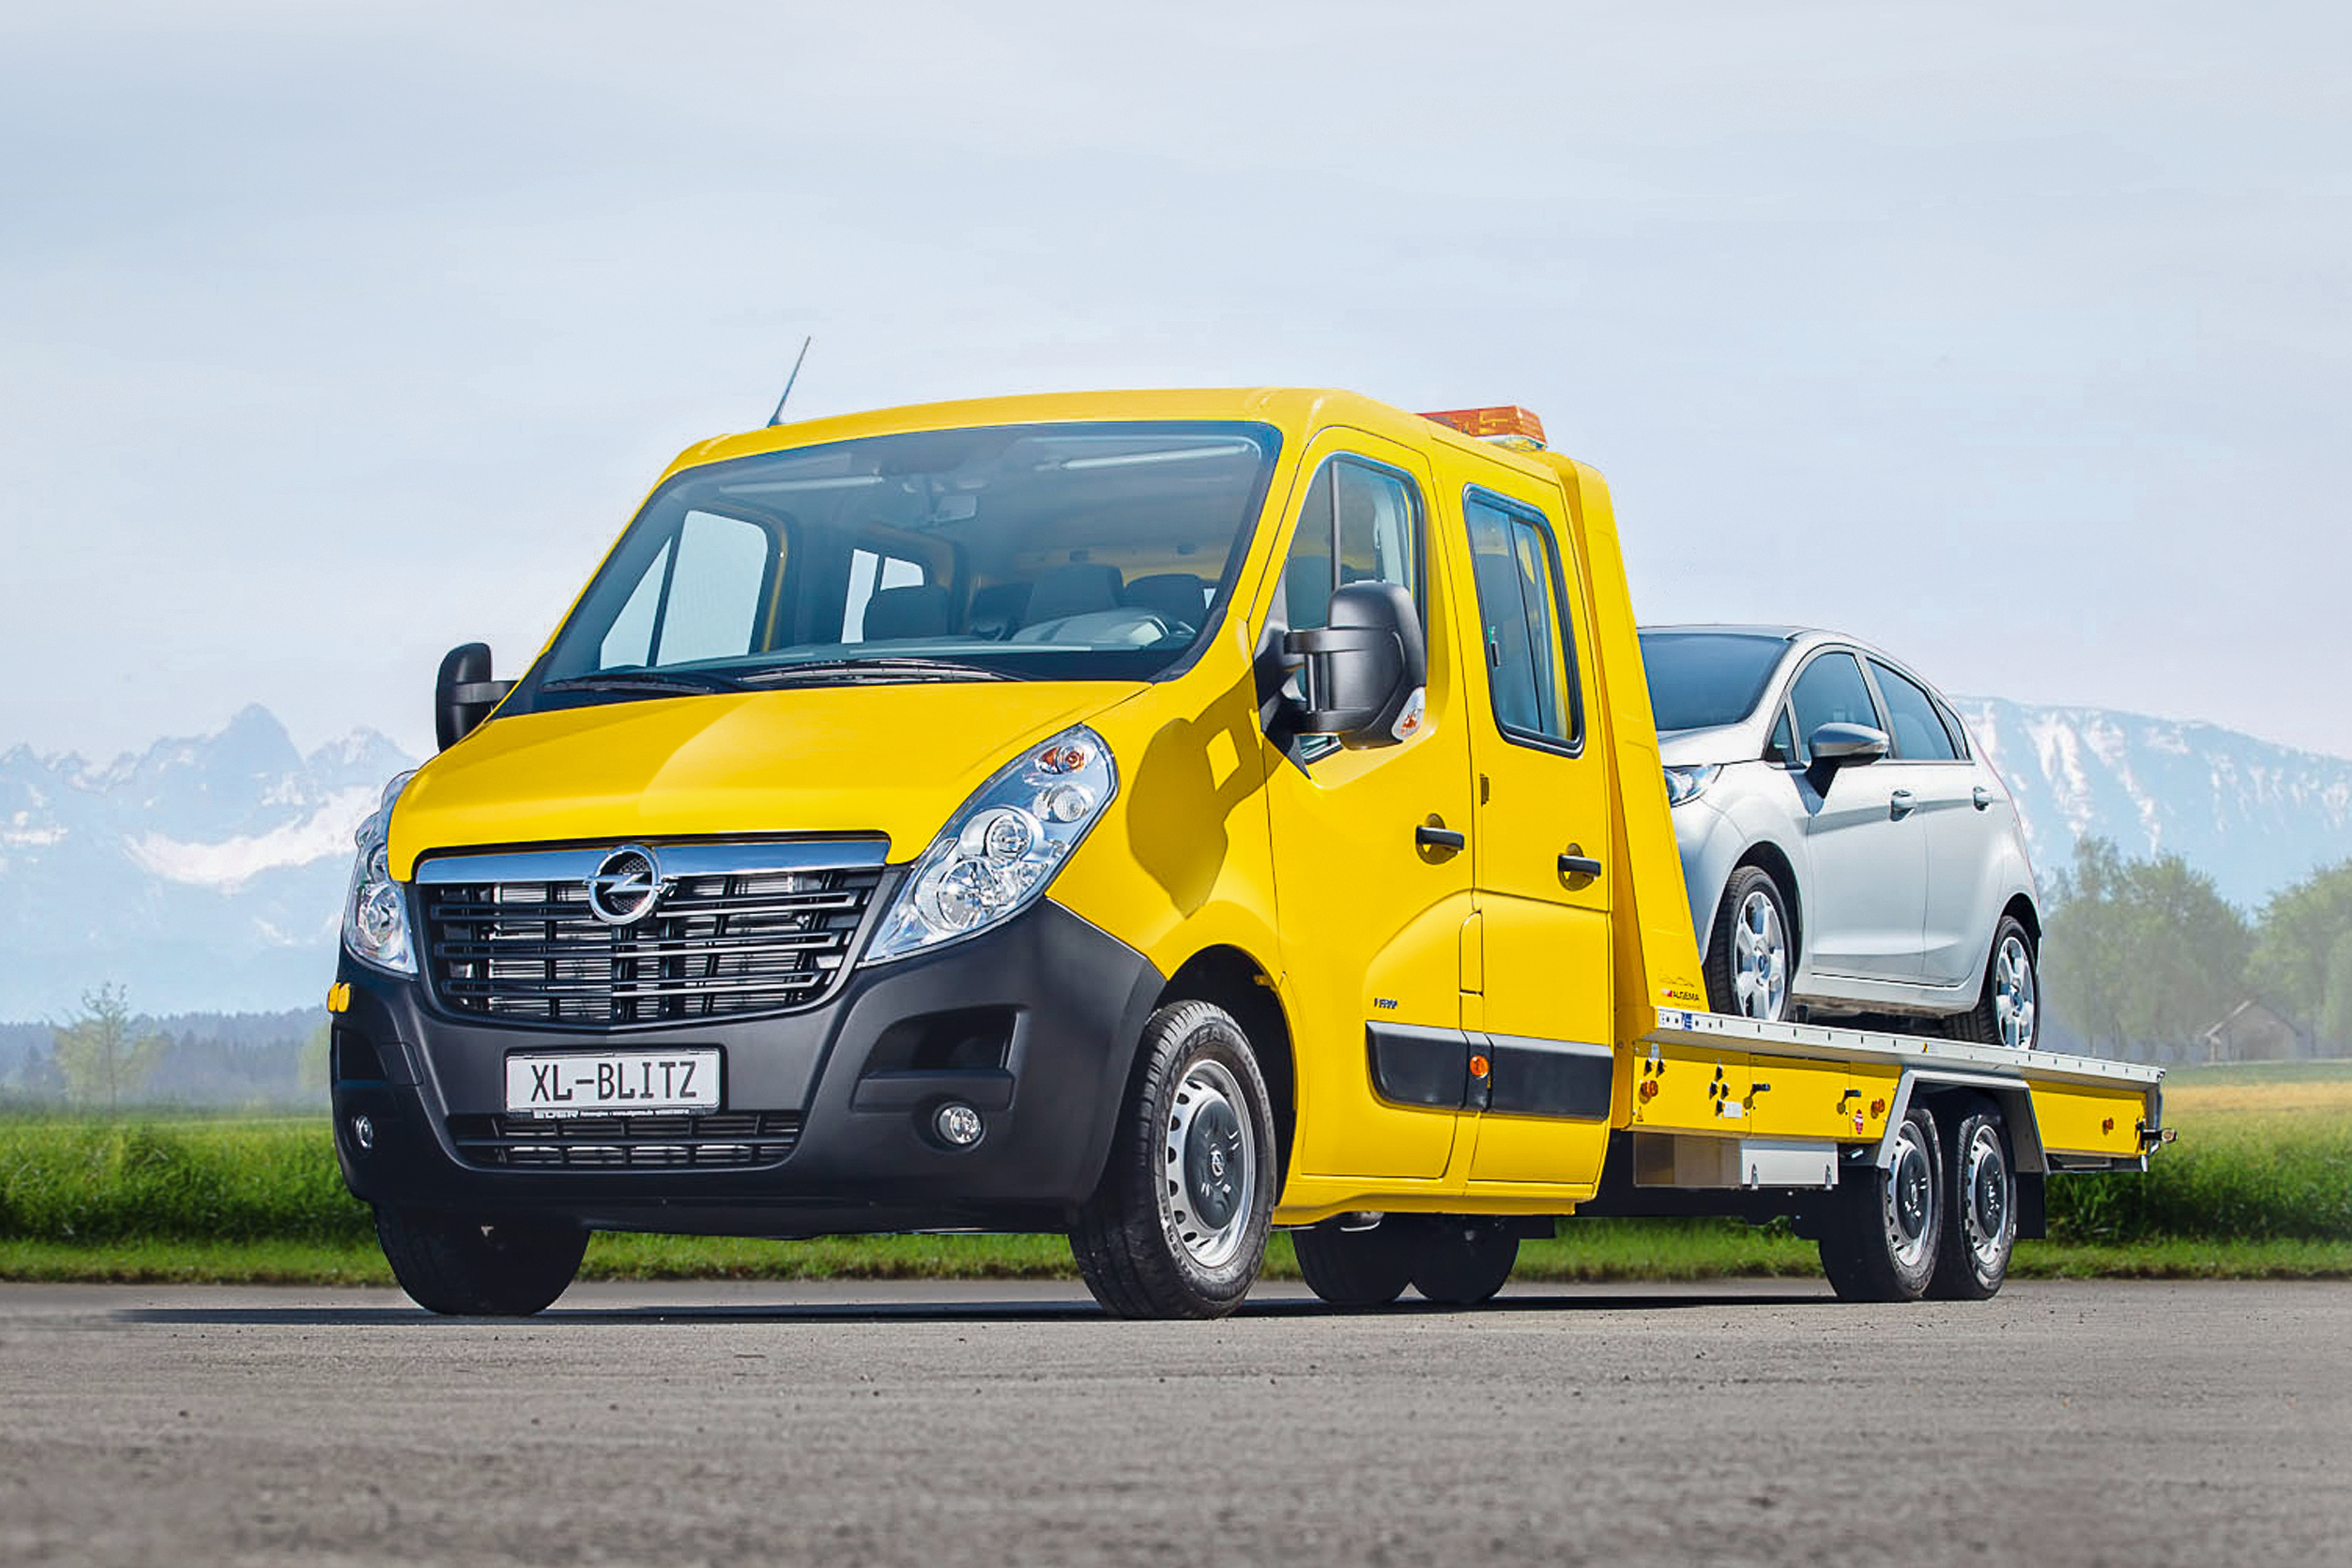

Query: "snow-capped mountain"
<box><xmin>1953</xmin><ymin>698</ymin><xmax>2352</xmax><ymax>907</ymax></box>
<box><xmin>0</xmin><ymin>707</ymin><xmax>414</xmax><ymax>1019</ymax></box>
<box><xmin>3</xmin><ymin>698</ymin><xmax>2350</xmax><ymax>1020</ymax></box>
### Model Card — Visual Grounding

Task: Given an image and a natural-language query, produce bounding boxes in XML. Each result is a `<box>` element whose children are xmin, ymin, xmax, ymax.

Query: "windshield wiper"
<box><xmin>733</xmin><ymin>657</ymin><xmax>1023</xmax><ymax>686</ymax></box>
<box><xmin>539</xmin><ymin>670</ymin><xmax>742</xmax><ymax>697</ymax></box>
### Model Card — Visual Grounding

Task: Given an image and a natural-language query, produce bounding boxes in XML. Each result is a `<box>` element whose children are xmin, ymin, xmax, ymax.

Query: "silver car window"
<box><xmin>1788</xmin><ymin>651</ymin><xmax>1879</xmax><ymax>755</ymax></box>
<box><xmin>1869</xmin><ymin>659</ymin><xmax>1959</xmax><ymax>761</ymax></box>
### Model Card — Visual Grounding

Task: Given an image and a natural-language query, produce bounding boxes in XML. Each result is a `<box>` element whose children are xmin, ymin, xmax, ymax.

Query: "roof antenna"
<box><xmin>767</xmin><ymin>336</ymin><xmax>814</xmax><ymax>426</ymax></box>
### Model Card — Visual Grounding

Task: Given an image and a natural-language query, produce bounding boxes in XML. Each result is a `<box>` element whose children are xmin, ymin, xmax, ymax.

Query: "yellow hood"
<box><xmin>386</xmin><ymin>680</ymin><xmax>1143</xmax><ymax>877</ymax></box>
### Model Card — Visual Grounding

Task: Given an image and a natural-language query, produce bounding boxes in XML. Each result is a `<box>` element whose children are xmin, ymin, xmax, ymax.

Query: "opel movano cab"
<box><xmin>330</xmin><ymin>389</ymin><xmax>2164</xmax><ymax>1318</ymax></box>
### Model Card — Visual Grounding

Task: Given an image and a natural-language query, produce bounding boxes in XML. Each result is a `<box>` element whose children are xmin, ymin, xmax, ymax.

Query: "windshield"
<box><xmin>514</xmin><ymin>420</ymin><xmax>1280</xmax><ymax>708</ymax></box>
<box><xmin>1639</xmin><ymin>631</ymin><xmax>1793</xmax><ymax>732</ymax></box>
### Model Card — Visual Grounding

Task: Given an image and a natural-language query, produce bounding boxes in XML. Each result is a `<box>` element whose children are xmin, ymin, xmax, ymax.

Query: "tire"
<box><xmin>1704</xmin><ymin>864</ymin><xmax>1794</xmax><ymax>1023</ymax></box>
<box><xmin>1951</xmin><ymin>915</ymin><xmax>2039</xmax><ymax>1050</ymax></box>
<box><xmin>1928</xmin><ymin>1099</ymin><xmax>2016</xmax><ymax>1300</ymax></box>
<box><xmin>374</xmin><ymin>1208</ymin><xmax>588</xmax><ymax>1317</ymax></box>
<box><xmin>1069</xmin><ymin>1000</ymin><xmax>1278</xmax><ymax>1320</ymax></box>
<box><xmin>1818</xmin><ymin>1102</ymin><xmax>1943</xmax><ymax>1302</ymax></box>
<box><xmin>1292</xmin><ymin>1221</ymin><xmax>1412</xmax><ymax>1308</ymax></box>
<box><xmin>1400</xmin><ymin>1216</ymin><xmax>1520</xmax><ymax>1306</ymax></box>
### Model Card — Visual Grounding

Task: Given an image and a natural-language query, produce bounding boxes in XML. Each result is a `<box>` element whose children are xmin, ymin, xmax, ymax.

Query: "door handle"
<box><xmin>1416</xmin><ymin>823</ymin><xmax>1466</xmax><ymax>852</ymax></box>
<box><xmin>1889</xmin><ymin>788</ymin><xmax>1916</xmax><ymax>817</ymax></box>
<box><xmin>1557</xmin><ymin>852</ymin><xmax>1604</xmax><ymax>881</ymax></box>
<box><xmin>1972</xmin><ymin>785</ymin><xmax>1993</xmax><ymax>811</ymax></box>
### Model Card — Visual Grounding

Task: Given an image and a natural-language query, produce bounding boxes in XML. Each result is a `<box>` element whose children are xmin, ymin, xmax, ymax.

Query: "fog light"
<box><xmin>351</xmin><ymin>1114</ymin><xmax>375</xmax><ymax>1151</ymax></box>
<box><xmin>933</xmin><ymin>1102</ymin><xmax>984</xmax><ymax>1148</ymax></box>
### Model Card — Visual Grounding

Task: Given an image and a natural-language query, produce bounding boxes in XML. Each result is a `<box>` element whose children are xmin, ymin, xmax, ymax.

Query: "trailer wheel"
<box><xmin>1928</xmin><ymin>1101</ymin><xmax>2016</xmax><ymax>1300</ymax></box>
<box><xmin>374</xmin><ymin>1208</ymin><xmax>587</xmax><ymax>1317</ymax></box>
<box><xmin>1402</xmin><ymin>1217</ymin><xmax>1520</xmax><ymax>1306</ymax></box>
<box><xmin>1293</xmin><ymin>1221</ymin><xmax>1413</xmax><ymax>1307</ymax></box>
<box><xmin>1818</xmin><ymin>1103</ymin><xmax>1943</xmax><ymax>1302</ymax></box>
<box><xmin>1070</xmin><ymin>1000</ymin><xmax>1277</xmax><ymax>1320</ymax></box>
<box><xmin>1704</xmin><ymin>864</ymin><xmax>1794</xmax><ymax>1023</ymax></box>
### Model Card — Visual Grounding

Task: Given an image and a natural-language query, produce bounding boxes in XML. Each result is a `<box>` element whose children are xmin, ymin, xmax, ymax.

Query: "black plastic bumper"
<box><xmin>328</xmin><ymin>899</ymin><xmax>1164</xmax><ymax>1237</ymax></box>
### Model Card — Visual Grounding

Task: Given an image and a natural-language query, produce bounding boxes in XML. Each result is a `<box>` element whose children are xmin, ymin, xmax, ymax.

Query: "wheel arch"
<box><xmin>1731</xmin><ymin>839</ymin><xmax>1805</xmax><ymax>967</ymax></box>
<box><xmin>1156</xmin><ymin>946</ymin><xmax>1295</xmax><ymax>1187</ymax></box>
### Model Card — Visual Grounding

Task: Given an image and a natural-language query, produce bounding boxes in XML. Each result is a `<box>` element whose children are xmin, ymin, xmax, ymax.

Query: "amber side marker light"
<box><xmin>1418</xmin><ymin>405</ymin><xmax>1548</xmax><ymax>451</ymax></box>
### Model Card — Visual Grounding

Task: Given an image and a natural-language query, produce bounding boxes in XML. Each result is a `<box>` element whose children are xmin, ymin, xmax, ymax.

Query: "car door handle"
<box><xmin>1972</xmin><ymin>785</ymin><xmax>1993</xmax><ymax>811</ymax></box>
<box><xmin>1889</xmin><ymin>788</ymin><xmax>1916</xmax><ymax>817</ymax></box>
<box><xmin>1558</xmin><ymin>852</ymin><xmax>1604</xmax><ymax>880</ymax></box>
<box><xmin>1416</xmin><ymin>823</ymin><xmax>1466</xmax><ymax>852</ymax></box>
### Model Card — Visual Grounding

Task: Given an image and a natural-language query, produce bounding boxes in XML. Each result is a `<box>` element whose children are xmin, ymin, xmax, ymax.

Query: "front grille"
<box><xmin>421</xmin><ymin>851</ymin><xmax>883</xmax><ymax>1025</ymax></box>
<box><xmin>449</xmin><ymin>1111</ymin><xmax>803</xmax><ymax>1169</ymax></box>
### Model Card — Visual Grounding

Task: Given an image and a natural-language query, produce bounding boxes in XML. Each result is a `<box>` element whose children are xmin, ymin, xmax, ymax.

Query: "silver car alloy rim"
<box><xmin>1884</xmin><ymin>1119</ymin><xmax>1935</xmax><ymax>1272</ymax></box>
<box><xmin>1163</xmin><ymin>1058</ymin><xmax>1256</xmax><ymax>1271</ymax></box>
<box><xmin>1993</xmin><ymin>934</ymin><xmax>2037</xmax><ymax>1050</ymax></box>
<box><xmin>1733</xmin><ymin>889</ymin><xmax>1789</xmax><ymax>1021</ymax></box>
<box><xmin>1960</xmin><ymin>1124</ymin><xmax>2009</xmax><ymax>1273</ymax></box>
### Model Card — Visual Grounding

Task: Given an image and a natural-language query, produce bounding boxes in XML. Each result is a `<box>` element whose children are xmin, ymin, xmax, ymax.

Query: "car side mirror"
<box><xmin>1281</xmin><ymin>582</ymin><xmax>1427</xmax><ymax>748</ymax></box>
<box><xmin>435</xmin><ymin>643</ymin><xmax>515</xmax><ymax>751</ymax></box>
<box><xmin>1808</xmin><ymin>722</ymin><xmax>1888</xmax><ymax>768</ymax></box>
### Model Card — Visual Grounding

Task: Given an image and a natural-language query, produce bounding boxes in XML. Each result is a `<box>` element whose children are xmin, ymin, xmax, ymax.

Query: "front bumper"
<box><xmin>328</xmin><ymin>899</ymin><xmax>1164</xmax><ymax>1237</ymax></box>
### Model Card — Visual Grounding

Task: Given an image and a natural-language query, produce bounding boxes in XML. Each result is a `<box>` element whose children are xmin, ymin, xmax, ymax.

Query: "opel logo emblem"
<box><xmin>585</xmin><ymin>845</ymin><xmax>664</xmax><ymax>926</ymax></box>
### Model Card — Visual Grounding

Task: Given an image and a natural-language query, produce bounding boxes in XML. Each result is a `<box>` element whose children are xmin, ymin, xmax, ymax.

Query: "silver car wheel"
<box><xmin>1732</xmin><ymin>890</ymin><xmax>1789</xmax><ymax>1021</ymax></box>
<box><xmin>1161</xmin><ymin>1058</ymin><xmax>1256</xmax><ymax>1271</ymax></box>
<box><xmin>1993</xmin><ymin>934</ymin><xmax>2037</xmax><ymax>1050</ymax></box>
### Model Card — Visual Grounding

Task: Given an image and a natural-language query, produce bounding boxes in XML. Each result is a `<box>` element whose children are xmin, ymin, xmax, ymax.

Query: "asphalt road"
<box><xmin>1</xmin><ymin>1276</ymin><xmax>2344</xmax><ymax>1567</ymax></box>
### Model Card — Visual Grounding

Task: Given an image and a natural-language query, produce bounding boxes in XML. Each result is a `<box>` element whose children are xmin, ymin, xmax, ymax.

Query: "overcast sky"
<box><xmin>5</xmin><ymin>1</ymin><xmax>2347</xmax><ymax>763</ymax></box>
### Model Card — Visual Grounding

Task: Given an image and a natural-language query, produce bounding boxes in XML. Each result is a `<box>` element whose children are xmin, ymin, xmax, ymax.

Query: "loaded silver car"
<box><xmin>1640</xmin><ymin>625</ymin><xmax>2040</xmax><ymax>1049</ymax></box>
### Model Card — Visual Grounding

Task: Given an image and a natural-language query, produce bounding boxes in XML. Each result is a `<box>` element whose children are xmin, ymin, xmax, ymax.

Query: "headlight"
<box><xmin>342</xmin><ymin>770</ymin><xmax>418</xmax><ymax>975</ymax></box>
<box><xmin>1661</xmin><ymin>763</ymin><xmax>1720</xmax><ymax>807</ymax></box>
<box><xmin>865</xmin><ymin>725</ymin><xmax>1117</xmax><ymax>964</ymax></box>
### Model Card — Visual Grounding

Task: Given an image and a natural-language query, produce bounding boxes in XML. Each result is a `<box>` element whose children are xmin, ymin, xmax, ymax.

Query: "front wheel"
<box><xmin>1704</xmin><ymin>864</ymin><xmax>1794</xmax><ymax>1023</ymax></box>
<box><xmin>1818</xmin><ymin>1103</ymin><xmax>1943</xmax><ymax>1302</ymax></box>
<box><xmin>1070</xmin><ymin>1000</ymin><xmax>1277</xmax><ymax>1320</ymax></box>
<box><xmin>374</xmin><ymin>1209</ymin><xmax>587</xmax><ymax>1317</ymax></box>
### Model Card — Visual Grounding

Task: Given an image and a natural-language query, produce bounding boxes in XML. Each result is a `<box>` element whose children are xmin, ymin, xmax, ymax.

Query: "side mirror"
<box><xmin>1281</xmin><ymin>582</ymin><xmax>1427</xmax><ymax>748</ymax></box>
<box><xmin>435</xmin><ymin>643</ymin><xmax>515</xmax><ymax>751</ymax></box>
<box><xmin>1808</xmin><ymin>722</ymin><xmax>1888</xmax><ymax>768</ymax></box>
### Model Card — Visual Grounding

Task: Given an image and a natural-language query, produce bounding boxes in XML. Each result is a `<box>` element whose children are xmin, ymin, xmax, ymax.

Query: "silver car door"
<box><xmin>1787</xmin><ymin>649</ymin><xmax>1927</xmax><ymax>982</ymax></box>
<box><xmin>1866</xmin><ymin>658</ymin><xmax>1990</xmax><ymax>987</ymax></box>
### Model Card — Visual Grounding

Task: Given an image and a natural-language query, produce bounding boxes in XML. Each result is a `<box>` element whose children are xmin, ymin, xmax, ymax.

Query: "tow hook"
<box><xmin>2137</xmin><ymin>1121</ymin><xmax>2176</xmax><ymax>1150</ymax></box>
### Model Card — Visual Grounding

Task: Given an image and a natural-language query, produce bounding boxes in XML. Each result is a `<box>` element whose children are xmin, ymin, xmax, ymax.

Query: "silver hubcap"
<box><xmin>1732</xmin><ymin>889</ymin><xmax>1789</xmax><ymax>1021</ymax></box>
<box><xmin>1884</xmin><ymin>1120</ymin><xmax>1935</xmax><ymax>1271</ymax></box>
<box><xmin>1961</xmin><ymin>1125</ymin><xmax>2010</xmax><ymax>1273</ymax></box>
<box><xmin>1163</xmin><ymin>1058</ymin><xmax>1255</xmax><ymax>1271</ymax></box>
<box><xmin>1993</xmin><ymin>935</ymin><xmax>2037</xmax><ymax>1050</ymax></box>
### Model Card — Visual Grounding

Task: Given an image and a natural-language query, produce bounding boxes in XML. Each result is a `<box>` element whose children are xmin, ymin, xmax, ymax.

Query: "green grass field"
<box><xmin>4</xmin><ymin>1060</ymin><xmax>2347</xmax><ymax>1286</ymax></box>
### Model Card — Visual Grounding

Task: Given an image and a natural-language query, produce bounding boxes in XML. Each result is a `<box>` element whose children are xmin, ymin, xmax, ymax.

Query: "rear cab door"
<box><xmin>1864</xmin><ymin>656</ymin><xmax>1997</xmax><ymax>989</ymax></box>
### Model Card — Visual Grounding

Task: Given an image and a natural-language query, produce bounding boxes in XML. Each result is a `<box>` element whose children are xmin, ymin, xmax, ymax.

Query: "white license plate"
<box><xmin>504</xmin><ymin>1050</ymin><xmax>721</xmax><ymax>1118</ymax></box>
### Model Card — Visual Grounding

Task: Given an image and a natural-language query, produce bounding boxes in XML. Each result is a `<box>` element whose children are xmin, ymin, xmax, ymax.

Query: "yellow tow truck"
<box><xmin>326</xmin><ymin>388</ymin><xmax>2166</xmax><ymax>1317</ymax></box>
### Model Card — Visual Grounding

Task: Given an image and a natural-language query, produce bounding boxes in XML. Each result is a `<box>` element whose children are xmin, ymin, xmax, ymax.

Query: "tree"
<box><xmin>2042</xmin><ymin>838</ymin><xmax>2250</xmax><ymax>1057</ymax></box>
<box><xmin>2249</xmin><ymin>860</ymin><xmax>2352</xmax><ymax>1049</ymax></box>
<box><xmin>298</xmin><ymin>1020</ymin><xmax>331</xmax><ymax>1098</ymax></box>
<box><xmin>49</xmin><ymin>984</ymin><xmax>169</xmax><ymax>1111</ymax></box>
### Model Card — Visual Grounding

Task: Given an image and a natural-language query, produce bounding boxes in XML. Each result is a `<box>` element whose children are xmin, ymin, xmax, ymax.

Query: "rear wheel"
<box><xmin>1928</xmin><ymin>1101</ymin><xmax>2016</xmax><ymax>1299</ymax></box>
<box><xmin>1292</xmin><ymin>1221</ymin><xmax>1412</xmax><ymax>1307</ymax></box>
<box><xmin>1401</xmin><ymin>1217</ymin><xmax>1520</xmax><ymax>1306</ymax></box>
<box><xmin>374</xmin><ymin>1209</ymin><xmax>587</xmax><ymax>1317</ymax></box>
<box><xmin>1070</xmin><ymin>1000</ymin><xmax>1277</xmax><ymax>1320</ymax></box>
<box><xmin>1705</xmin><ymin>865</ymin><xmax>1793</xmax><ymax>1023</ymax></box>
<box><xmin>1952</xmin><ymin>915</ymin><xmax>2039</xmax><ymax>1050</ymax></box>
<box><xmin>1818</xmin><ymin>1103</ymin><xmax>1943</xmax><ymax>1302</ymax></box>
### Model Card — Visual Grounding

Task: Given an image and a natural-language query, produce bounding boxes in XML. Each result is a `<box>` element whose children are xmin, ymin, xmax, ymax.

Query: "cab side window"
<box><xmin>1788</xmin><ymin>651</ymin><xmax>1879</xmax><ymax>758</ymax></box>
<box><xmin>1463</xmin><ymin>491</ymin><xmax>1581</xmax><ymax>749</ymax></box>
<box><xmin>1279</xmin><ymin>458</ymin><xmax>1423</xmax><ymax>632</ymax></box>
<box><xmin>597</xmin><ymin>510</ymin><xmax>780</xmax><ymax>669</ymax></box>
<box><xmin>1869</xmin><ymin>659</ymin><xmax>1959</xmax><ymax>761</ymax></box>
